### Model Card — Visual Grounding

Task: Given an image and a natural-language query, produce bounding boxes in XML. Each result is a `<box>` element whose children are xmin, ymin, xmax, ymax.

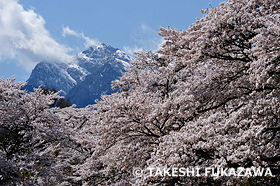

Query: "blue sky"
<box><xmin>0</xmin><ymin>0</ymin><xmax>225</xmax><ymax>82</ymax></box>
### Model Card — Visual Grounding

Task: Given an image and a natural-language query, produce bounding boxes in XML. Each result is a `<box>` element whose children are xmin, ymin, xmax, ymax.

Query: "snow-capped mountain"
<box><xmin>26</xmin><ymin>43</ymin><xmax>132</xmax><ymax>107</ymax></box>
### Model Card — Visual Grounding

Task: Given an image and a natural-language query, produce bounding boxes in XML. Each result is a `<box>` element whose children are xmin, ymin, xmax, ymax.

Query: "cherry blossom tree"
<box><xmin>0</xmin><ymin>78</ymin><xmax>83</xmax><ymax>185</ymax></box>
<box><xmin>71</xmin><ymin>0</ymin><xmax>279</xmax><ymax>185</ymax></box>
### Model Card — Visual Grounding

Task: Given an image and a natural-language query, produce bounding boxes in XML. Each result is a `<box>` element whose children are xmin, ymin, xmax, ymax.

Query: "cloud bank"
<box><xmin>0</xmin><ymin>0</ymin><xmax>72</xmax><ymax>71</ymax></box>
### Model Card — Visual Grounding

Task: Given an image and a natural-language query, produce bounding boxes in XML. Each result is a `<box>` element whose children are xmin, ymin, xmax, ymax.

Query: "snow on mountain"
<box><xmin>26</xmin><ymin>61</ymin><xmax>77</xmax><ymax>95</ymax></box>
<box><xmin>26</xmin><ymin>43</ymin><xmax>132</xmax><ymax>107</ymax></box>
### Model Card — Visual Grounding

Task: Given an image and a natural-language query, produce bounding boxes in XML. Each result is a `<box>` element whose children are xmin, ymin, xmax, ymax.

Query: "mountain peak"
<box><xmin>26</xmin><ymin>43</ymin><xmax>132</xmax><ymax>107</ymax></box>
<box><xmin>94</xmin><ymin>43</ymin><xmax>108</xmax><ymax>49</ymax></box>
<box><xmin>88</xmin><ymin>43</ymin><xmax>117</xmax><ymax>52</ymax></box>
<box><xmin>80</xmin><ymin>43</ymin><xmax>118</xmax><ymax>58</ymax></box>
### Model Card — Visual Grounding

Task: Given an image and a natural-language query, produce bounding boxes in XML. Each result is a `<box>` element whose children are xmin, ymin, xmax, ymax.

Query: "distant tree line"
<box><xmin>41</xmin><ymin>87</ymin><xmax>72</xmax><ymax>108</ymax></box>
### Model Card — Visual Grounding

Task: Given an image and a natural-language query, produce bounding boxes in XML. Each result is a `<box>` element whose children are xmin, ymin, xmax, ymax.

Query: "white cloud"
<box><xmin>62</xmin><ymin>26</ymin><xmax>99</xmax><ymax>48</ymax></box>
<box><xmin>0</xmin><ymin>0</ymin><xmax>73</xmax><ymax>72</ymax></box>
<box><xmin>123</xmin><ymin>24</ymin><xmax>164</xmax><ymax>56</ymax></box>
<box><xmin>62</xmin><ymin>26</ymin><xmax>78</xmax><ymax>37</ymax></box>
